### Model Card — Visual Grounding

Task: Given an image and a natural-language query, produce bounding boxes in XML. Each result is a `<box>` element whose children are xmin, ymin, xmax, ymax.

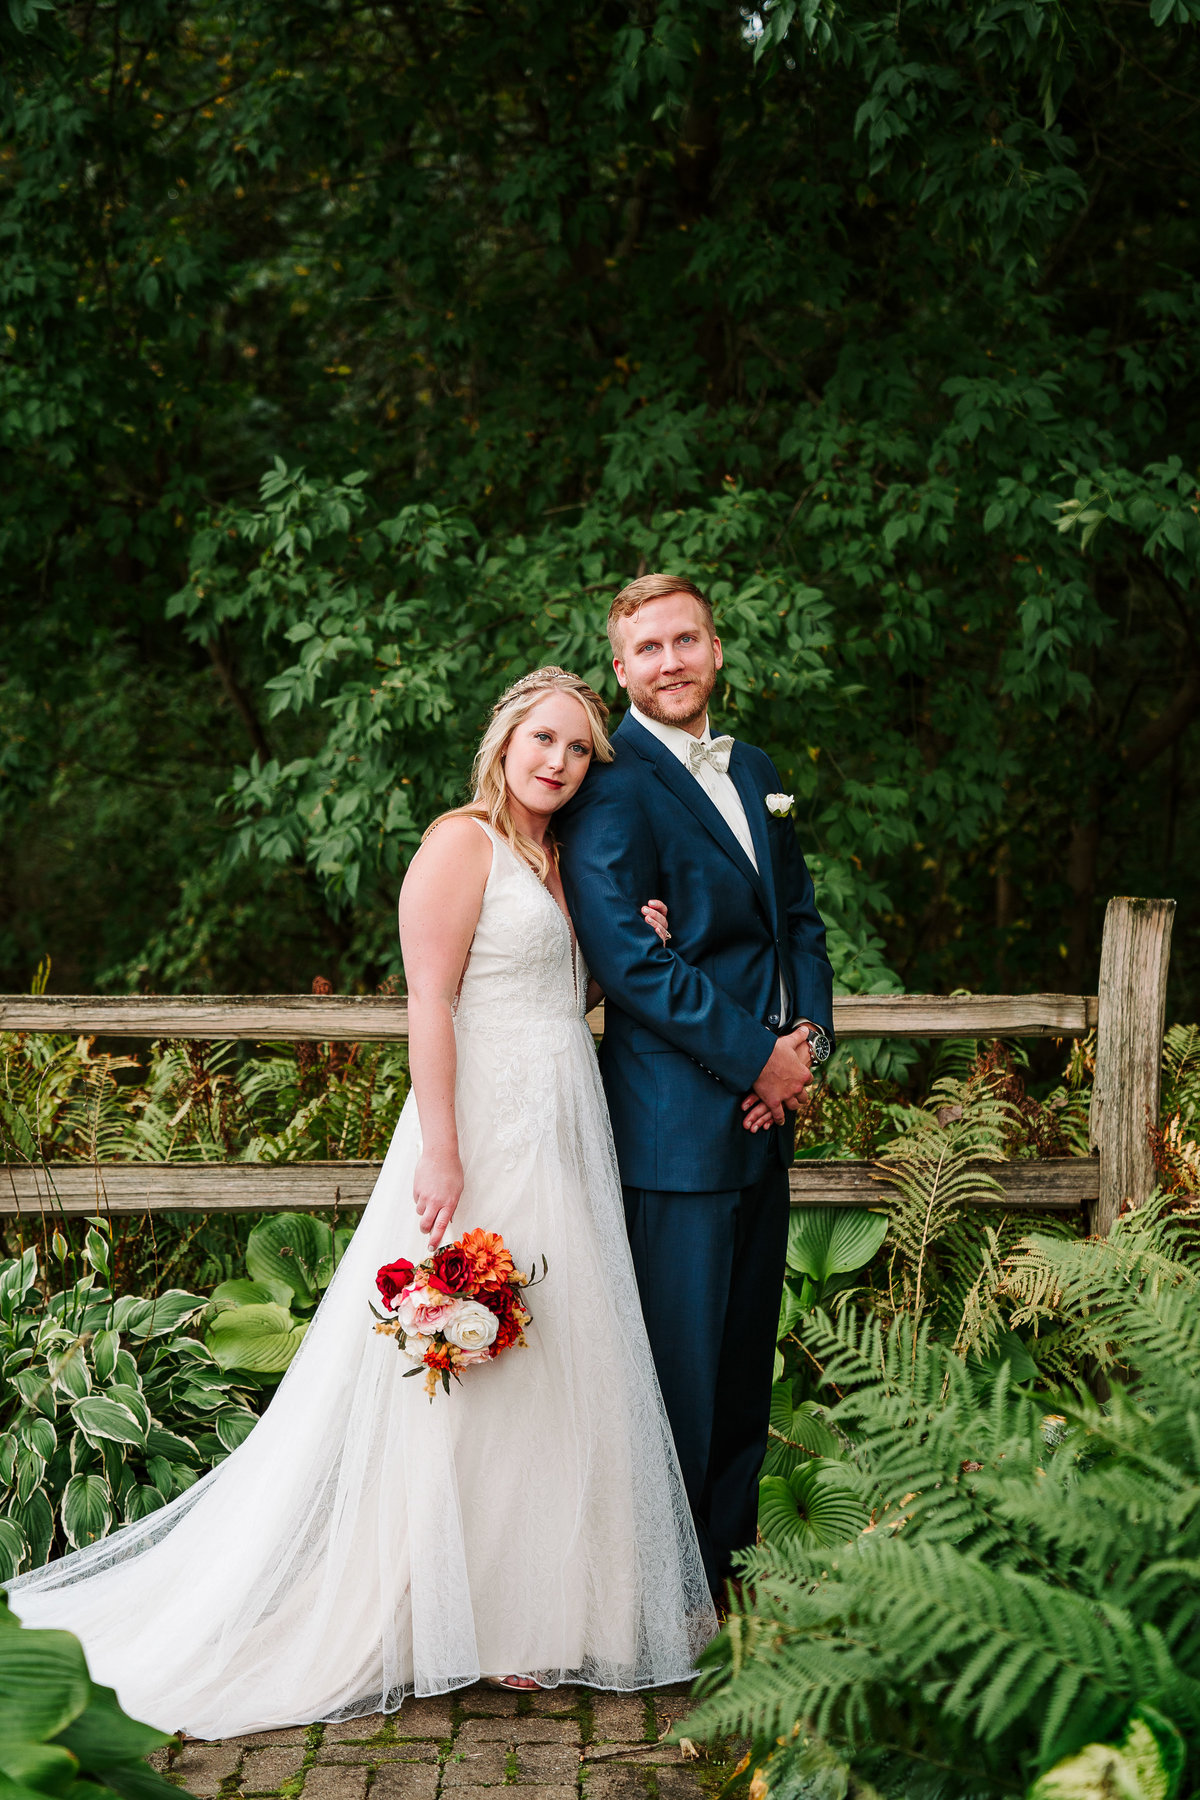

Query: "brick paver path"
<box><xmin>149</xmin><ymin>1683</ymin><xmax>733</xmax><ymax>1800</ymax></box>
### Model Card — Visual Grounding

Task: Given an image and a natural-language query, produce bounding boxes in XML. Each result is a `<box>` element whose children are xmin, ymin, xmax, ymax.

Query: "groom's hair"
<box><xmin>607</xmin><ymin>573</ymin><xmax>714</xmax><ymax>655</ymax></box>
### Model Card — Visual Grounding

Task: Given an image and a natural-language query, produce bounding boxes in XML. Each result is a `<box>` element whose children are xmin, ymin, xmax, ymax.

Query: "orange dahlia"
<box><xmin>455</xmin><ymin>1228</ymin><xmax>517</xmax><ymax>1291</ymax></box>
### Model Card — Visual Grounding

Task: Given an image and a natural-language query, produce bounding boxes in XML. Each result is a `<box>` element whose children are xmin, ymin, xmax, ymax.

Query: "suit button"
<box><xmin>767</xmin><ymin>1013</ymin><xmax>780</xmax><ymax>1028</ymax></box>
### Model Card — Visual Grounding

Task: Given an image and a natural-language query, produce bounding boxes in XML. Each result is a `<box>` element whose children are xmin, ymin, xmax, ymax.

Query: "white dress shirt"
<box><xmin>629</xmin><ymin>705</ymin><xmax>758</xmax><ymax>867</ymax></box>
<box><xmin>629</xmin><ymin>704</ymin><xmax>791</xmax><ymax>1020</ymax></box>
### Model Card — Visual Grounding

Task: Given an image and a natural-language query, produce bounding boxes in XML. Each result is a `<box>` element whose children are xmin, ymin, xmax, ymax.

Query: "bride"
<box><xmin>5</xmin><ymin>666</ymin><xmax>717</xmax><ymax>1735</ymax></box>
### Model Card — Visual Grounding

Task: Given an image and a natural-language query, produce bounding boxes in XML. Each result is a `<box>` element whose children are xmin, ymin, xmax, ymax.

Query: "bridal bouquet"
<box><xmin>371</xmin><ymin>1229</ymin><xmax>542</xmax><ymax>1397</ymax></box>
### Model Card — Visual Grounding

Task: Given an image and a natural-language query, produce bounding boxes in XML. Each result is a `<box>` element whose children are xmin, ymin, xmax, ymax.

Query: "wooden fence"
<box><xmin>0</xmin><ymin>897</ymin><xmax>1175</xmax><ymax>1237</ymax></box>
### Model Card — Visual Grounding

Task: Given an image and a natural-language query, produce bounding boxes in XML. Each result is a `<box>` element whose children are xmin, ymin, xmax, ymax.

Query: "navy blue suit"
<box><xmin>556</xmin><ymin>712</ymin><xmax>834</xmax><ymax>1592</ymax></box>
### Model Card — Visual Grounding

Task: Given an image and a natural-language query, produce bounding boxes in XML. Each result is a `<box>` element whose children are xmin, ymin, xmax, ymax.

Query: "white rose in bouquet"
<box><xmin>442</xmin><ymin>1300</ymin><xmax>500</xmax><ymax>1353</ymax></box>
<box><xmin>400</xmin><ymin>1332</ymin><xmax>434</xmax><ymax>1364</ymax></box>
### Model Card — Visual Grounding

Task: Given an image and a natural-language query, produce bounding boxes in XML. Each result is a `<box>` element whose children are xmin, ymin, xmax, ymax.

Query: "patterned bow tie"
<box><xmin>687</xmin><ymin>735</ymin><xmax>735</xmax><ymax>776</ymax></box>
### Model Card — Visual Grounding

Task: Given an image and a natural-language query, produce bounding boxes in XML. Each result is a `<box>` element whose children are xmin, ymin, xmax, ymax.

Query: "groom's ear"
<box><xmin>712</xmin><ymin>635</ymin><xmax>724</xmax><ymax>671</ymax></box>
<box><xmin>612</xmin><ymin>653</ymin><xmax>629</xmax><ymax>690</ymax></box>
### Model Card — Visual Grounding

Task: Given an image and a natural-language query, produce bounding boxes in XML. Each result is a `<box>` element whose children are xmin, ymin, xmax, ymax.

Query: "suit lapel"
<box><xmin>729</xmin><ymin>744</ymin><xmax>780</xmax><ymax>936</ymax></box>
<box><xmin>617</xmin><ymin>715</ymin><xmax>772</xmax><ymax>916</ymax></box>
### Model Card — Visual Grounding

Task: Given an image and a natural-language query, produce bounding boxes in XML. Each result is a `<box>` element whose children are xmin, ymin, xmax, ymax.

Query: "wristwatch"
<box><xmin>797</xmin><ymin>1021</ymin><xmax>832</xmax><ymax>1066</ymax></box>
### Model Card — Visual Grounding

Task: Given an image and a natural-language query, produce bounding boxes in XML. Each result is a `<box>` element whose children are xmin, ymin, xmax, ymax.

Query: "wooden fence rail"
<box><xmin>0</xmin><ymin>1157</ymin><xmax>1099</xmax><ymax>1217</ymax></box>
<box><xmin>0</xmin><ymin>991</ymin><xmax>1100</xmax><ymax>1042</ymax></box>
<box><xmin>0</xmin><ymin>897</ymin><xmax>1174</xmax><ymax>1232</ymax></box>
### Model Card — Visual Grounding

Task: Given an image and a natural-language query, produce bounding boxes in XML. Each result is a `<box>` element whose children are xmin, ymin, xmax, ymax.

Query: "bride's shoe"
<box><xmin>482</xmin><ymin>1674</ymin><xmax>544</xmax><ymax>1691</ymax></box>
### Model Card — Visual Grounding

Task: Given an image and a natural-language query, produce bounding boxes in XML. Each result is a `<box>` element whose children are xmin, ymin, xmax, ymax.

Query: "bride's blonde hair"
<box><xmin>423</xmin><ymin>666</ymin><xmax>613</xmax><ymax>881</ymax></box>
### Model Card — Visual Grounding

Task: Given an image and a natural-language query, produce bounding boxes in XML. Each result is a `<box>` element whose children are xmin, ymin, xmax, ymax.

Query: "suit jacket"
<box><xmin>555</xmin><ymin>712</ymin><xmax>834</xmax><ymax>1192</ymax></box>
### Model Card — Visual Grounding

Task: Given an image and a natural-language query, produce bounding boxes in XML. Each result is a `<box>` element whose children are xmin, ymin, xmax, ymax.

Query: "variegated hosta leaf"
<box><xmin>0</xmin><ymin>1516</ymin><xmax>27</xmax><ymax>1581</ymax></box>
<box><xmin>62</xmin><ymin>1472</ymin><xmax>113</xmax><ymax>1549</ymax></box>
<box><xmin>70</xmin><ymin>1395</ymin><xmax>147</xmax><ymax>1449</ymax></box>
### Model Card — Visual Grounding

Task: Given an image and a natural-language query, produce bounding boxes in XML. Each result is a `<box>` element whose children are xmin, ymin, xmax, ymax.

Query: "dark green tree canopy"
<box><xmin>2</xmin><ymin>0</ymin><xmax>1199</xmax><ymax>1014</ymax></box>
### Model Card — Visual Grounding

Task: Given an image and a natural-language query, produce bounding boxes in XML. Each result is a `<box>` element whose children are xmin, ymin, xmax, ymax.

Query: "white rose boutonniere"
<box><xmin>765</xmin><ymin>793</ymin><xmax>795</xmax><ymax>818</ymax></box>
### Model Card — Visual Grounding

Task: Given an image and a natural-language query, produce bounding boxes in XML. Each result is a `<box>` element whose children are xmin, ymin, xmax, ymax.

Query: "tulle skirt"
<box><xmin>6</xmin><ymin>1014</ymin><xmax>716</xmax><ymax>1735</ymax></box>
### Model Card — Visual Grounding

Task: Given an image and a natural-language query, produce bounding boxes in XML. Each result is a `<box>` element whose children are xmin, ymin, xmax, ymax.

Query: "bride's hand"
<box><xmin>413</xmin><ymin>1148</ymin><xmax>464</xmax><ymax>1250</ymax></box>
<box><xmin>741</xmin><ymin>1093</ymin><xmax>778</xmax><ymax>1133</ymax></box>
<box><xmin>641</xmin><ymin>898</ymin><xmax>670</xmax><ymax>945</ymax></box>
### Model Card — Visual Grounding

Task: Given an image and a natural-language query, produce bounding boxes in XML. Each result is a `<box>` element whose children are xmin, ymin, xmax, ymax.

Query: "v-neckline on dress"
<box><xmin>491</xmin><ymin>832</ymin><xmax>582</xmax><ymax>1010</ymax></box>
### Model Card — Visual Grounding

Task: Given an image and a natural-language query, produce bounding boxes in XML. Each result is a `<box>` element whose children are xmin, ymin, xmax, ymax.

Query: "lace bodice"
<box><xmin>453</xmin><ymin>821</ymin><xmax>586</xmax><ymax>1033</ymax></box>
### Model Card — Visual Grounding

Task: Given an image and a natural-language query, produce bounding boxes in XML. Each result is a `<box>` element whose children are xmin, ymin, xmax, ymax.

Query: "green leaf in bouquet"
<box><xmin>245</xmin><ymin>1214</ymin><xmax>333</xmax><ymax>1307</ymax></box>
<box><xmin>205</xmin><ymin>1303</ymin><xmax>308</xmax><ymax>1374</ymax></box>
<box><xmin>62</xmin><ymin>1474</ymin><xmax>113</xmax><ymax>1550</ymax></box>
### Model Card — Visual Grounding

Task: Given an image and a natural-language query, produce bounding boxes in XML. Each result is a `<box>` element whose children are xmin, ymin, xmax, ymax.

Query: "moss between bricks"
<box><xmin>152</xmin><ymin>1686</ymin><xmax>739</xmax><ymax>1800</ymax></box>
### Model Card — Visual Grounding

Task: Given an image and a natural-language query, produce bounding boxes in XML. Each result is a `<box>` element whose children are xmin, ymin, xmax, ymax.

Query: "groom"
<box><xmin>556</xmin><ymin>573</ymin><xmax>834</xmax><ymax>1601</ymax></box>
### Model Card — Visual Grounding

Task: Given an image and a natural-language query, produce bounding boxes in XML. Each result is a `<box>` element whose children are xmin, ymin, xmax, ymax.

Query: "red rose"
<box><xmin>482</xmin><ymin>1283</ymin><xmax>527</xmax><ymax>1351</ymax></box>
<box><xmin>433</xmin><ymin>1245</ymin><xmax>475</xmax><ymax>1293</ymax></box>
<box><xmin>376</xmin><ymin>1258</ymin><xmax>415</xmax><ymax>1311</ymax></box>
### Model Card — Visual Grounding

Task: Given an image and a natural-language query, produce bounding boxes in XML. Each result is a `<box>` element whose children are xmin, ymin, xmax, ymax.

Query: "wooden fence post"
<box><xmin>1090</xmin><ymin>896</ymin><xmax>1175</xmax><ymax>1235</ymax></box>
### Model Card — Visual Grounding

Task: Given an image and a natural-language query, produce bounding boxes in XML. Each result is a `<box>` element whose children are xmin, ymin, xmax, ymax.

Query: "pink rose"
<box><xmin>397</xmin><ymin>1284</ymin><xmax>463</xmax><ymax>1336</ymax></box>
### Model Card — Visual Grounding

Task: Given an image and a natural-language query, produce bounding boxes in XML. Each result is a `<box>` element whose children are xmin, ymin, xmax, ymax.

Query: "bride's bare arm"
<box><xmin>397</xmin><ymin>819</ymin><xmax>492</xmax><ymax>1249</ymax></box>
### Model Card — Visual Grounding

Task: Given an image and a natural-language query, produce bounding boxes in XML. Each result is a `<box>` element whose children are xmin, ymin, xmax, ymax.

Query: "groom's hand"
<box><xmin>751</xmin><ymin>1026</ymin><xmax>814</xmax><ymax>1124</ymax></box>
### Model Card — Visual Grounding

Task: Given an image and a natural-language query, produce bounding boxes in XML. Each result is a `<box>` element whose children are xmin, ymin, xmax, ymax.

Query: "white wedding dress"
<box><xmin>7</xmin><ymin>823</ymin><xmax>716</xmax><ymax>1735</ymax></box>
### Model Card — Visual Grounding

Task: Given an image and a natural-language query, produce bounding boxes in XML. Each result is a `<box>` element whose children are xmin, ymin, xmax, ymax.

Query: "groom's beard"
<box><xmin>626</xmin><ymin>667</ymin><xmax>716</xmax><ymax>730</ymax></box>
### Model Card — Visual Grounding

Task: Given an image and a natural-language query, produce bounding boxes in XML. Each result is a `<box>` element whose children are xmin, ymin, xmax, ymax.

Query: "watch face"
<box><xmin>809</xmin><ymin>1026</ymin><xmax>831</xmax><ymax>1065</ymax></box>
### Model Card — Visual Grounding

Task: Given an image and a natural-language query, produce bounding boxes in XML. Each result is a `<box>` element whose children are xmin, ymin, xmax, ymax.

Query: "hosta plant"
<box><xmin>204</xmin><ymin>1211</ymin><xmax>350</xmax><ymax>1377</ymax></box>
<box><xmin>0</xmin><ymin>1224</ymin><xmax>259</xmax><ymax>1575</ymax></box>
<box><xmin>759</xmin><ymin>1206</ymin><xmax>887</xmax><ymax>1547</ymax></box>
<box><xmin>0</xmin><ymin>1590</ymin><xmax>183</xmax><ymax>1800</ymax></box>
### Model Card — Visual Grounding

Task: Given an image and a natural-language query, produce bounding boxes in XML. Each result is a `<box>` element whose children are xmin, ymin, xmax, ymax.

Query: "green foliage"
<box><xmin>0</xmin><ymin>1227</ymin><xmax>258</xmax><ymax>1574</ymax></box>
<box><xmin>0</xmin><ymin>1031</ymin><xmax>409</xmax><ymax>1166</ymax></box>
<box><xmin>785</xmin><ymin>1207</ymin><xmax>890</xmax><ymax>1309</ymax></box>
<box><xmin>690</xmin><ymin>1215</ymin><xmax>1200</xmax><ymax>1797</ymax></box>
<box><xmin>0</xmin><ymin>1590</ymin><xmax>181</xmax><ymax>1800</ymax></box>
<box><xmin>875</xmin><ymin>1073</ymin><xmax>1016</xmax><ymax>1322</ymax></box>
<box><xmin>1029</xmin><ymin>1706</ymin><xmax>1185</xmax><ymax>1800</ymax></box>
<box><xmin>204</xmin><ymin>1211</ymin><xmax>349</xmax><ymax>1376</ymax></box>
<box><xmin>3</xmin><ymin>0</ymin><xmax>1200</xmax><ymax>1005</ymax></box>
